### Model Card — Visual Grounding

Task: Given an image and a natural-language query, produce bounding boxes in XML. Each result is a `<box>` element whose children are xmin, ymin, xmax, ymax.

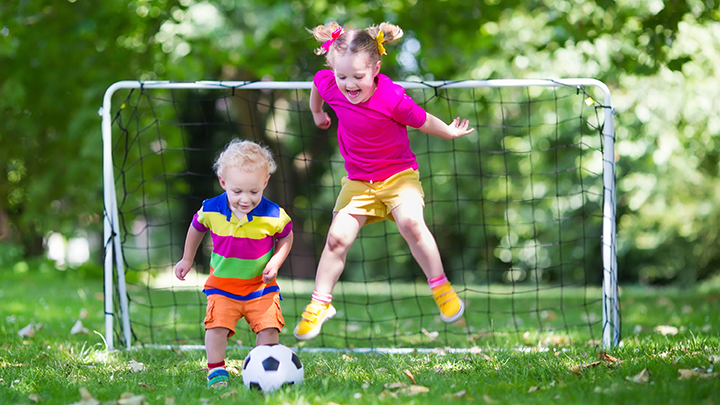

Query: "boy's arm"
<box><xmin>262</xmin><ymin>230</ymin><xmax>294</xmax><ymax>284</ymax></box>
<box><xmin>174</xmin><ymin>225</ymin><xmax>205</xmax><ymax>281</ymax></box>
<box><xmin>310</xmin><ymin>84</ymin><xmax>331</xmax><ymax>129</ymax></box>
<box><xmin>418</xmin><ymin>113</ymin><xmax>474</xmax><ymax>140</ymax></box>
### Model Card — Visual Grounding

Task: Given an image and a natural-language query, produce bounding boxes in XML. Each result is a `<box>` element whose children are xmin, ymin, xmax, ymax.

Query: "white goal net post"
<box><xmin>100</xmin><ymin>78</ymin><xmax>619</xmax><ymax>351</ymax></box>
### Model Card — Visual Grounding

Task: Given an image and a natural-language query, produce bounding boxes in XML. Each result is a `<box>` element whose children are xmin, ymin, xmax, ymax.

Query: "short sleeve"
<box><xmin>276</xmin><ymin>208</ymin><xmax>293</xmax><ymax>239</ymax></box>
<box><xmin>192</xmin><ymin>210</ymin><xmax>209</xmax><ymax>233</ymax></box>
<box><xmin>391</xmin><ymin>93</ymin><xmax>427</xmax><ymax>129</ymax></box>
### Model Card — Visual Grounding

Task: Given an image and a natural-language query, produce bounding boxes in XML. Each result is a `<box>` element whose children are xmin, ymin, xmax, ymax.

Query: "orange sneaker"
<box><xmin>293</xmin><ymin>300</ymin><xmax>336</xmax><ymax>341</ymax></box>
<box><xmin>432</xmin><ymin>282</ymin><xmax>464</xmax><ymax>322</ymax></box>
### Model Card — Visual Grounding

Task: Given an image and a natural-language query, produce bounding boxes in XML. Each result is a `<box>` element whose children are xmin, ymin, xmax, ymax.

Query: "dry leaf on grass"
<box><xmin>117</xmin><ymin>392</ymin><xmax>146</xmax><ymax>405</ymax></box>
<box><xmin>450</xmin><ymin>390</ymin><xmax>467</xmax><ymax>398</ymax></box>
<box><xmin>18</xmin><ymin>323</ymin><xmax>42</xmax><ymax>338</ymax></box>
<box><xmin>128</xmin><ymin>360</ymin><xmax>146</xmax><ymax>373</ymax></box>
<box><xmin>384</xmin><ymin>382</ymin><xmax>408</xmax><ymax>389</ymax></box>
<box><xmin>421</xmin><ymin>328</ymin><xmax>439</xmax><ymax>340</ymax></box>
<box><xmin>404</xmin><ymin>369</ymin><xmax>416</xmax><ymax>384</ymax></box>
<box><xmin>527</xmin><ymin>386</ymin><xmax>540</xmax><ymax>393</ymax></box>
<box><xmin>626</xmin><ymin>368</ymin><xmax>651</xmax><ymax>384</ymax></box>
<box><xmin>70</xmin><ymin>320</ymin><xmax>88</xmax><ymax>335</ymax></box>
<box><xmin>28</xmin><ymin>393</ymin><xmax>44</xmax><ymax>403</ymax></box>
<box><xmin>677</xmin><ymin>369</ymin><xmax>720</xmax><ymax>380</ymax></box>
<box><xmin>598</xmin><ymin>350</ymin><xmax>619</xmax><ymax>363</ymax></box>
<box><xmin>398</xmin><ymin>385</ymin><xmax>429</xmax><ymax>396</ymax></box>
<box><xmin>654</xmin><ymin>325</ymin><xmax>679</xmax><ymax>336</ymax></box>
<box><xmin>570</xmin><ymin>361</ymin><xmax>602</xmax><ymax>375</ymax></box>
<box><xmin>137</xmin><ymin>382</ymin><xmax>154</xmax><ymax>390</ymax></box>
<box><xmin>70</xmin><ymin>388</ymin><xmax>100</xmax><ymax>405</ymax></box>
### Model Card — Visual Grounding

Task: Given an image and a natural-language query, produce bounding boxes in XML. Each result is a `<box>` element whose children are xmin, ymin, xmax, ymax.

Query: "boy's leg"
<box><xmin>392</xmin><ymin>200</ymin><xmax>465</xmax><ymax>323</ymax></box>
<box><xmin>294</xmin><ymin>212</ymin><xmax>365</xmax><ymax>340</ymax></box>
<box><xmin>206</xmin><ymin>327</ymin><xmax>231</xmax><ymax>388</ymax></box>
<box><xmin>256</xmin><ymin>327</ymin><xmax>280</xmax><ymax>346</ymax></box>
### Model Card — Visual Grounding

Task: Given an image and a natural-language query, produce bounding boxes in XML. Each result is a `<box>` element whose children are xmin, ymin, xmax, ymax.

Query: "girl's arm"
<box><xmin>263</xmin><ymin>230</ymin><xmax>294</xmax><ymax>284</ymax></box>
<box><xmin>174</xmin><ymin>225</ymin><xmax>205</xmax><ymax>281</ymax></box>
<box><xmin>310</xmin><ymin>84</ymin><xmax>332</xmax><ymax>129</ymax></box>
<box><xmin>418</xmin><ymin>113</ymin><xmax>474</xmax><ymax>140</ymax></box>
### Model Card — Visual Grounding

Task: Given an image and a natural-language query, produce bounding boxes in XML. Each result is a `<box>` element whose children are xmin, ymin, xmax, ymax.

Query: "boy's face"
<box><xmin>218</xmin><ymin>166</ymin><xmax>269</xmax><ymax>218</ymax></box>
<box><xmin>333</xmin><ymin>52</ymin><xmax>381</xmax><ymax>104</ymax></box>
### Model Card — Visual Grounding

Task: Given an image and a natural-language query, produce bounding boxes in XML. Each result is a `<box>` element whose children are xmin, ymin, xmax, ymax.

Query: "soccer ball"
<box><xmin>242</xmin><ymin>344</ymin><xmax>304</xmax><ymax>392</ymax></box>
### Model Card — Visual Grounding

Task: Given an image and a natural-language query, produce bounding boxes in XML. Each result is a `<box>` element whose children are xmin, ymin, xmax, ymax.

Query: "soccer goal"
<box><xmin>100</xmin><ymin>78</ymin><xmax>619</xmax><ymax>351</ymax></box>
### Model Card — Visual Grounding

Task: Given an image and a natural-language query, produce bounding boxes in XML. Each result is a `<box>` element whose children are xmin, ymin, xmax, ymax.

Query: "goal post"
<box><xmin>100</xmin><ymin>78</ymin><xmax>619</xmax><ymax>351</ymax></box>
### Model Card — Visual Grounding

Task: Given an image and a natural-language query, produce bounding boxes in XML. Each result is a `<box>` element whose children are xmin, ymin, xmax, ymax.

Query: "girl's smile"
<box><xmin>333</xmin><ymin>52</ymin><xmax>381</xmax><ymax>104</ymax></box>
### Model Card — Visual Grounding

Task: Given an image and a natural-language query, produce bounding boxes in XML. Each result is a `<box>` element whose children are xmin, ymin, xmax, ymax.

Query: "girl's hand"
<box><xmin>448</xmin><ymin>117</ymin><xmax>474</xmax><ymax>137</ymax></box>
<box><xmin>313</xmin><ymin>111</ymin><xmax>332</xmax><ymax>129</ymax></box>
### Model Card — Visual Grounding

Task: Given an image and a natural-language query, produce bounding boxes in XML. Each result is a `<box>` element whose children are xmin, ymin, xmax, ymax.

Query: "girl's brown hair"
<box><xmin>309</xmin><ymin>22</ymin><xmax>403</xmax><ymax>68</ymax></box>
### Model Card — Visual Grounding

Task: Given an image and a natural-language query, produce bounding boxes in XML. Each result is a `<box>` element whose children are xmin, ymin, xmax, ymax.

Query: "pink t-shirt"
<box><xmin>314</xmin><ymin>69</ymin><xmax>428</xmax><ymax>181</ymax></box>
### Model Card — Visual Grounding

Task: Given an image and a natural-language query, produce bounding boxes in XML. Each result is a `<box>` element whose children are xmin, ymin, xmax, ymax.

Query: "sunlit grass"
<box><xmin>1</xmin><ymin>270</ymin><xmax>719</xmax><ymax>404</ymax></box>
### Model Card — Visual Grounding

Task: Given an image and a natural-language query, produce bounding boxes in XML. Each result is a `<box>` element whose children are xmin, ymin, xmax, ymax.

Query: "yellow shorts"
<box><xmin>204</xmin><ymin>293</ymin><xmax>284</xmax><ymax>337</ymax></box>
<box><xmin>333</xmin><ymin>168</ymin><xmax>425</xmax><ymax>225</ymax></box>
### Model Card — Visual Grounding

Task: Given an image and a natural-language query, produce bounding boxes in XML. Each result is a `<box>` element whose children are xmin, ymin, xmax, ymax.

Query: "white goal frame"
<box><xmin>99</xmin><ymin>78</ymin><xmax>619</xmax><ymax>351</ymax></box>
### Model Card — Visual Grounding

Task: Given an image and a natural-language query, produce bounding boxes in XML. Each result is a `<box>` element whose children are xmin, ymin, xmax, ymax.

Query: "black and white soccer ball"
<box><xmin>242</xmin><ymin>344</ymin><xmax>304</xmax><ymax>392</ymax></box>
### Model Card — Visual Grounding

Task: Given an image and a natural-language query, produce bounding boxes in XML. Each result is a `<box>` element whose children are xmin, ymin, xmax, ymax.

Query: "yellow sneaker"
<box><xmin>432</xmin><ymin>282</ymin><xmax>464</xmax><ymax>322</ymax></box>
<box><xmin>293</xmin><ymin>300</ymin><xmax>336</xmax><ymax>341</ymax></box>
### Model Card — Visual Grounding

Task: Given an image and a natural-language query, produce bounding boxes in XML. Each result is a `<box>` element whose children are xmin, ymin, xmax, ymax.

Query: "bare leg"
<box><xmin>391</xmin><ymin>200</ymin><xmax>444</xmax><ymax>279</ymax></box>
<box><xmin>205</xmin><ymin>327</ymin><xmax>231</xmax><ymax>363</ymax></box>
<box><xmin>314</xmin><ymin>212</ymin><xmax>366</xmax><ymax>294</ymax></box>
<box><xmin>256</xmin><ymin>328</ymin><xmax>280</xmax><ymax>346</ymax></box>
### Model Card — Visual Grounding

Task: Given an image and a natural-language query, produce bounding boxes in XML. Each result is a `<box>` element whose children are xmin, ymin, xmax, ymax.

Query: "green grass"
<box><xmin>1</xmin><ymin>270</ymin><xmax>719</xmax><ymax>404</ymax></box>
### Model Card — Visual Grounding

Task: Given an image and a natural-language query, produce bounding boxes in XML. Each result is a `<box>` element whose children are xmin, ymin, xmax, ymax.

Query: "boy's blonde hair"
<box><xmin>213</xmin><ymin>139</ymin><xmax>277</xmax><ymax>176</ymax></box>
<box><xmin>309</xmin><ymin>22</ymin><xmax>403</xmax><ymax>68</ymax></box>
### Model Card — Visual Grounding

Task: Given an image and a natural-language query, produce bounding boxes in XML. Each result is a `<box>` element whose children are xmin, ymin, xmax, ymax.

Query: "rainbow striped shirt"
<box><xmin>191</xmin><ymin>193</ymin><xmax>292</xmax><ymax>301</ymax></box>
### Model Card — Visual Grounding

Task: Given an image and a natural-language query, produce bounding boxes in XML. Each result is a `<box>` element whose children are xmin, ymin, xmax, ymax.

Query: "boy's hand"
<box><xmin>174</xmin><ymin>259</ymin><xmax>193</xmax><ymax>281</ymax></box>
<box><xmin>313</xmin><ymin>111</ymin><xmax>331</xmax><ymax>129</ymax></box>
<box><xmin>262</xmin><ymin>264</ymin><xmax>279</xmax><ymax>284</ymax></box>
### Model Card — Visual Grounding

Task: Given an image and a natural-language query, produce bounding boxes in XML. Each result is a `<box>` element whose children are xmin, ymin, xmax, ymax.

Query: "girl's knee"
<box><xmin>326</xmin><ymin>230</ymin><xmax>353</xmax><ymax>252</ymax></box>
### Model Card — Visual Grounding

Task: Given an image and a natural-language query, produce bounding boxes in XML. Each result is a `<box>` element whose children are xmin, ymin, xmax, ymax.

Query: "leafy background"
<box><xmin>1</xmin><ymin>0</ymin><xmax>720</xmax><ymax>284</ymax></box>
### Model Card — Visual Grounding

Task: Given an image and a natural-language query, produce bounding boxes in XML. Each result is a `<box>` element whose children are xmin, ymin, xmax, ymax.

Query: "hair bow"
<box><xmin>376</xmin><ymin>30</ymin><xmax>387</xmax><ymax>56</ymax></box>
<box><xmin>321</xmin><ymin>27</ymin><xmax>343</xmax><ymax>52</ymax></box>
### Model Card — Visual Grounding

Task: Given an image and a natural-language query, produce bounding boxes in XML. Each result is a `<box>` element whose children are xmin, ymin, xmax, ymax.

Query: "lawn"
<box><xmin>1</xmin><ymin>269</ymin><xmax>719</xmax><ymax>404</ymax></box>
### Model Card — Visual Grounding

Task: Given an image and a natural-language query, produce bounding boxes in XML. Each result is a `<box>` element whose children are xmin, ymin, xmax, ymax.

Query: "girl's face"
<box><xmin>333</xmin><ymin>52</ymin><xmax>381</xmax><ymax>104</ymax></box>
<box><xmin>218</xmin><ymin>166</ymin><xmax>269</xmax><ymax>218</ymax></box>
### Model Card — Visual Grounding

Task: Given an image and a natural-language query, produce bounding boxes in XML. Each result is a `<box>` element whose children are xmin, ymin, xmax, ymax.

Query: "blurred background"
<box><xmin>1</xmin><ymin>0</ymin><xmax>719</xmax><ymax>286</ymax></box>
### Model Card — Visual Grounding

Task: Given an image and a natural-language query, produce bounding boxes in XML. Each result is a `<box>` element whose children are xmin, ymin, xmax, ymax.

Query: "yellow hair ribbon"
<box><xmin>376</xmin><ymin>30</ymin><xmax>387</xmax><ymax>56</ymax></box>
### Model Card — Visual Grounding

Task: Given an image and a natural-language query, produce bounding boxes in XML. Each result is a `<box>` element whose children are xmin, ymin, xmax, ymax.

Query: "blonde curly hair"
<box><xmin>213</xmin><ymin>139</ymin><xmax>277</xmax><ymax>176</ymax></box>
<box><xmin>309</xmin><ymin>22</ymin><xmax>403</xmax><ymax>68</ymax></box>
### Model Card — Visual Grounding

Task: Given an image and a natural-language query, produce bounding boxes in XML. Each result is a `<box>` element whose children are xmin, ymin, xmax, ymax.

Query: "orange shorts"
<box><xmin>204</xmin><ymin>293</ymin><xmax>284</xmax><ymax>337</ymax></box>
<box><xmin>333</xmin><ymin>168</ymin><xmax>425</xmax><ymax>225</ymax></box>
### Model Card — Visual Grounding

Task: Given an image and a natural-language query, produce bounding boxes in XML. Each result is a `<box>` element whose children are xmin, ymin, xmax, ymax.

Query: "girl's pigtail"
<box><xmin>367</xmin><ymin>22</ymin><xmax>403</xmax><ymax>56</ymax></box>
<box><xmin>310</xmin><ymin>22</ymin><xmax>342</xmax><ymax>55</ymax></box>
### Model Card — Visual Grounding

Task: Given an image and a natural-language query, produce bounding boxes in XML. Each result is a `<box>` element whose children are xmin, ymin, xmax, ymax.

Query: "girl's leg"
<box><xmin>294</xmin><ymin>212</ymin><xmax>365</xmax><ymax>340</ymax></box>
<box><xmin>392</xmin><ymin>200</ymin><xmax>465</xmax><ymax>323</ymax></box>
<box><xmin>391</xmin><ymin>199</ymin><xmax>444</xmax><ymax>279</ymax></box>
<box><xmin>314</xmin><ymin>212</ymin><xmax>367</xmax><ymax>294</ymax></box>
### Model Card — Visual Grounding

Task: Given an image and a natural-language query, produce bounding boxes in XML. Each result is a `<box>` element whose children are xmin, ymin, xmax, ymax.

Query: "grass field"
<box><xmin>1</xmin><ymin>269</ymin><xmax>719</xmax><ymax>404</ymax></box>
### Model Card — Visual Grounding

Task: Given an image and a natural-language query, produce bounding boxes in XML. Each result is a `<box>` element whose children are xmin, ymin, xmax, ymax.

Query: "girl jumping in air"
<box><xmin>294</xmin><ymin>22</ymin><xmax>475</xmax><ymax>341</ymax></box>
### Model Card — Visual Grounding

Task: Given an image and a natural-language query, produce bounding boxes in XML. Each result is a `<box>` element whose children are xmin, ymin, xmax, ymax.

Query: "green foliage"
<box><xmin>1</xmin><ymin>0</ymin><xmax>720</xmax><ymax>282</ymax></box>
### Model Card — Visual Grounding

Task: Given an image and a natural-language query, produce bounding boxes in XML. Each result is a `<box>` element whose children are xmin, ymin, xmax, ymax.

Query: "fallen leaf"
<box><xmin>28</xmin><ymin>393</ymin><xmax>44</xmax><ymax>403</ymax></box>
<box><xmin>626</xmin><ymin>368</ymin><xmax>651</xmax><ymax>384</ymax></box>
<box><xmin>570</xmin><ymin>361</ymin><xmax>602</xmax><ymax>375</ymax></box>
<box><xmin>70</xmin><ymin>320</ymin><xmax>89</xmax><ymax>335</ymax></box>
<box><xmin>598</xmin><ymin>350</ymin><xmax>619</xmax><ymax>363</ymax></box>
<box><xmin>677</xmin><ymin>369</ymin><xmax>720</xmax><ymax>380</ymax></box>
<box><xmin>384</xmin><ymin>382</ymin><xmax>408</xmax><ymax>389</ymax></box>
<box><xmin>421</xmin><ymin>328</ymin><xmax>439</xmax><ymax>340</ymax></box>
<box><xmin>70</xmin><ymin>388</ymin><xmax>100</xmax><ymax>405</ymax></box>
<box><xmin>404</xmin><ymin>369</ymin><xmax>416</xmax><ymax>384</ymax></box>
<box><xmin>128</xmin><ymin>360</ymin><xmax>146</xmax><ymax>373</ymax></box>
<box><xmin>654</xmin><ymin>325</ymin><xmax>679</xmax><ymax>336</ymax></box>
<box><xmin>451</xmin><ymin>390</ymin><xmax>467</xmax><ymax>398</ymax></box>
<box><xmin>528</xmin><ymin>386</ymin><xmax>540</xmax><ymax>393</ymax></box>
<box><xmin>18</xmin><ymin>323</ymin><xmax>41</xmax><ymax>338</ymax></box>
<box><xmin>398</xmin><ymin>385</ymin><xmax>429</xmax><ymax>395</ymax></box>
<box><xmin>138</xmin><ymin>382</ymin><xmax>155</xmax><ymax>390</ymax></box>
<box><xmin>117</xmin><ymin>392</ymin><xmax>145</xmax><ymax>405</ymax></box>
